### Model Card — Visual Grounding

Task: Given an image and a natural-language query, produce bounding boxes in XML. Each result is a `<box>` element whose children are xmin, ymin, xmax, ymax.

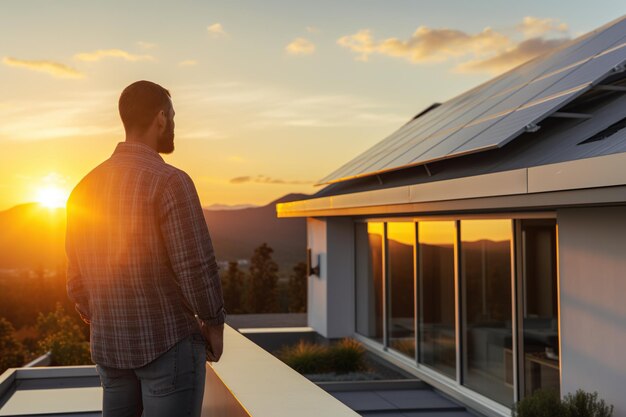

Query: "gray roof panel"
<box><xmin>313</xmin><ymin>91</ymin><xmax>626</xmax><ymax>199</ymax></box>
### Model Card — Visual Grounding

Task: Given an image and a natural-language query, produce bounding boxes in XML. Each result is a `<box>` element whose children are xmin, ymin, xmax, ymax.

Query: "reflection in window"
<box><xmin>461</xmin><ymin>220</ymin><xmax>513</xmax><ymax>406</ymax></box>
<box><xmin>418</xmin><ymin>221</ymin><xmax>456</xmax><ymax>378</ymax></box>
<box><xmin>520</xmin><ymin>219</ymin><xmax>559</xmax><ymax>397</ymax></box>
<box><xmin>387</xmin><ymin>222</ymin><xmax>415</xmax><ymax>358</ymax></box>
<box><xmin>355</xmin><ymin>223</ymin><xmax>384</xmax><ymax>343</ymax></box>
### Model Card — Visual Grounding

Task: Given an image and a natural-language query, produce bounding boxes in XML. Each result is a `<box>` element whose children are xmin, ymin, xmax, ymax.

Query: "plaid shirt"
<box><xmin>65</xmin><ymin>141</ymin><xmax>225</xmax><ymax>369</ymax></box>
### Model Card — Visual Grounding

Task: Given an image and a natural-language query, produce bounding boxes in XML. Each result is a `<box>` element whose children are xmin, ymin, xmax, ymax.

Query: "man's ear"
<box><xmin>156</xmin><ymin>110</ymin><xmax>167</xmax><ymax>130</ymax></box>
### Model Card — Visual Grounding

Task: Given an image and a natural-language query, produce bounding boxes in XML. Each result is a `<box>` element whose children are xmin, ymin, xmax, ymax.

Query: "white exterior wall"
<box><xmin>306</xmin><ymin>217</ymin><xmax>355</xmax><ymax>338</ymax></box>
<box><xmin>558</xmin><ymin>206</ymin><xmax>626</xmax><ymax>416</ymax></box>
<box><xmin>307</xmin><ymin>218</ymin><xmax>328</xmax><ymax>336</ymax></box>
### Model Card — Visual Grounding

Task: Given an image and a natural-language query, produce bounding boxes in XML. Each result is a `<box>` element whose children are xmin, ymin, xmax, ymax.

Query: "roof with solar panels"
<box><xmin>276</xmin><ymin>15</ymin><xmax>626</xmax><ymax>216</ymax></box>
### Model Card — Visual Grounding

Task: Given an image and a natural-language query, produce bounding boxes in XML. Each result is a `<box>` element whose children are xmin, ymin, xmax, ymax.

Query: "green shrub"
<box><xmin>278</xmin><ymin>340</ymin><xmax>329</xmax><ymax>374</ymax></box>
<box><xmin>0</xmin><ymin>317</ymin><xmax>27</xmax><ymax>373</ymax></box>
<box><xmin>563</xmin><ymin>390</ymin><xmax>613</xmax><ymax>417</ymax></box>
<box><xmin>512</xmin><ymin>389</ymin><xmax>614</xmax><ymax>417</ymax></box>
<box><xmin>36</xmin><ymin>304</ymin><xmax>92</xmax><ymax>366</ymax></box>
<box><xmin>328</xmin><ymin>338</ymin><xmax>366</xmax><ymax>373</ymax></box>
<box><xmin>512</xmin><ymin>389</ymin><xmax>569</xmax><ymax>417</ymax></box>
<box><xmin>278</xmin><ymin>338</ymin><xmax>367</xmax><ymax>374</ymax></box>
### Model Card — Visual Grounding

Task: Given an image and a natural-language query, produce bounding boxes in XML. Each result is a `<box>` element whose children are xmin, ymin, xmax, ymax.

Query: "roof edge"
<box><xmin>277</xmin><ymin>152</ymin><xmax>626</xmax><ymax>217</ymax></box>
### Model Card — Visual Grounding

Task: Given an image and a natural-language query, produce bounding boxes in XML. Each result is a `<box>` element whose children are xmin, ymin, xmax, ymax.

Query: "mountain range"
<box><xmin>0</xmin><ymin>193</ymin><xmax>308</xmax><ymax>275</ymax></box>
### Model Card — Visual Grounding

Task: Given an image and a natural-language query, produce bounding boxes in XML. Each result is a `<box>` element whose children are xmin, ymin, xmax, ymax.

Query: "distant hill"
<box><xmin>0</xmin><ymin>193</ymin><xmax>309</xmax><ymax>274</ymax></box>
<box><xmin>203</xmin><ymin>193</ymin><xmax>308</xmax><ymax>274</ymax></box>
<box><xmin>0</xmin><ymin>203</ymin><xmax>66</xmax><ymax>270</ymax></box>
<box><xmin>203</xmin><ymin>203</ymin><xmax>258</xmax><ymax>211</ymax></box>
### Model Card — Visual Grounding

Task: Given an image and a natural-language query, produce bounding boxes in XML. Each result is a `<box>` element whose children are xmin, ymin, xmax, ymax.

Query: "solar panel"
<box><xmin>318</xmin><ymin>16</ymin><xmax>626</xmax><ymax>185</ymax></box>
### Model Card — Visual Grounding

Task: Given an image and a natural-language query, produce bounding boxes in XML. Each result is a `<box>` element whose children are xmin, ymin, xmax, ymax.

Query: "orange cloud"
<box><xmin>179</xmin><ymin>59</ymin><xmax>198</xmax><ymax>67</ymax></box>
<box><xmin>338</xmin><ymin>26</ymin><xmax>510</xmax><ymax>63</ymax></box>
<box><xmin>137</xmin><ymin>41</ymin><xmax>157</xmax><ymax>49</ymax></box>
<box><xmin>337</xmin><ymin>16</ymin><xmax>571</xmax><ymax>75</ymax></box>
<box><xmin>74</xmin><ymin>49</ymin><xmax>154</xmax><ymax>62</ymax></box>
<box><xmin>456</xmin><ymin>37</ymin><xmax>569</xmax><ymax>75</ymax></box>
<box><xmin>2</xmin><ymin>57</ymin><xmax>84</xmax><ymax>79</ymax></box>
<box><xmin>208</xmin><ymin>23</ymin><xmax>226</xmax><ymax>36</ymax></box>
<box><xmin>517</xmin><ymin>16</ymin><xmax>568</xmax><ymax>38</ymax></box>
<box><xmin>286</xmin><ymin>38</ymin><xmax>316</xmax><ymax>55</ymax></box>
<box><xmin>230</xmin><ymin>175</ymin><xmax>313</xmax><ymax>185</ymax></box>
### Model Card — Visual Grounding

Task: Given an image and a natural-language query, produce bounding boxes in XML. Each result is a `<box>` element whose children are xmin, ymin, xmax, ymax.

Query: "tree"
<box><xmin>288</xmin><ymin>262</ymin><xmax>307</xmax><ymax>313</ymax></box>
<box><xmin>36</xmin><ymin>303</ymin><xmax>92</xmax><ymax>366</ymax></box>
<box><xmin>0</xmin><ymin>317</ymin><xmax>27</xmax><ymax>374</ymax></box>
<box><xmin>247</xmin><ymin>243</ymin><xmax>279</xmax><ymax>313</ymax></box>
<box><xmin>222</xmin><ymin>261</ymin><xmax>246</xmax><ymax>314</ymax></box>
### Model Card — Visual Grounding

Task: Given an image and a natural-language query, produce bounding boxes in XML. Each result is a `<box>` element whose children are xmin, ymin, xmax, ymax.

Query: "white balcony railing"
<box><xmin>0</xmin><ymin>325</ymin><xmax>360</xmax><ymax>417</ymax></box>
<box><xmin>203</xmin><ymin>325</ymin><xmax>359</xmax><ymax>416</ymax></box>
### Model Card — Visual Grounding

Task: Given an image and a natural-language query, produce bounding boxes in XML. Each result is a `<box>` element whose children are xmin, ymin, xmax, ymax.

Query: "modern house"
<box><xmin>277</xmin><ymin>15</ymin><xmax>626</xmax><ymax>417</ymax></box>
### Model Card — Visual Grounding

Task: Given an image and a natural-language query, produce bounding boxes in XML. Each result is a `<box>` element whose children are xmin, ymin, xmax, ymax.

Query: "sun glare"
<box><xmin>36</xmin><ymin>186</ymin><xmax>68</xmax><ymax>209</ymax></box>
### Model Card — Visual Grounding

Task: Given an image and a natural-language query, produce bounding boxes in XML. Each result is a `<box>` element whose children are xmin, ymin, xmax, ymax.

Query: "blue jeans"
<box><xmin>96</xmin><ymin>333</ymin><xmax>207</xmax><ymax>417</ymax></box>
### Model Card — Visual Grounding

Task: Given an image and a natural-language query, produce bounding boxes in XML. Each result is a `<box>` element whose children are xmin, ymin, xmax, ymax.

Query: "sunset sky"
<box><xmin>1</xmin><ymin>0</ymin><xmax>624</xmax><ymax>210</ymax></box>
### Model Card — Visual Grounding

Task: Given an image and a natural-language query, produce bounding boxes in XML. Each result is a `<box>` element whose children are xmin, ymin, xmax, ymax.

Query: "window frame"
<box><xmin>352</xmin><ymin>212</ymin><xmax>560</xmax><ymax>411</ymax></box>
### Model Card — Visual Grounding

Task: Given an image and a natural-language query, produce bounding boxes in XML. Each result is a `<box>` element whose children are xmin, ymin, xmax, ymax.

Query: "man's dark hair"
<box><xmin>118</xmin><ymin>80</ymin><xmax>171</xmax><ymax>133</ymax></box>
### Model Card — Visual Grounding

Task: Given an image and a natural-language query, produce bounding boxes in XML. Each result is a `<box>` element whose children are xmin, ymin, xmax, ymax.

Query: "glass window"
<box><xmin>418</xmin><ymin>221</ymin><xmax>456</xmax><ymax>378</ymax></box>
<box><xmin>355</xmin><ymin>222</ymin><xmax>384</xmax><ymax>343</ymax></box>
<box><xmin>387</xmin><ymin>222</ymin><xmax>416</xmax><ymax>358</ymax></box>
<box><xmin>461</xmin><ymin>220</ymin><xmax>513</xmax><ymax>406</ymax></box>
<box><xmin>354</xmin><ymin>216</ymin><xmax>559</xmax><ymax>407</ymax></box>
<box><xmin>520</xmin><ymin>219</ymin><xmax>560</xmax><ymax>397</ymax></box>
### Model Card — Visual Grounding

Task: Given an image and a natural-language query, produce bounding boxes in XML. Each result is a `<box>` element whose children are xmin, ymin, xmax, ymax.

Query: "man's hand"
<box><xmin>198</xmin><ymin>321</ymin><xmax>224</xmax><ymax>362</ymax></box>
<box><xmin>75</xmin><ymin>304</ymin><xmax>91</xmax><ymax>325</ymax></box>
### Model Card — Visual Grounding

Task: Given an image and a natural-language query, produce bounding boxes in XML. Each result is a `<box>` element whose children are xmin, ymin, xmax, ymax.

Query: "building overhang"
<box><xmin>276</xmin><ymin>152</ymin><xmax>626</xmax><ymax>218</ymax></box>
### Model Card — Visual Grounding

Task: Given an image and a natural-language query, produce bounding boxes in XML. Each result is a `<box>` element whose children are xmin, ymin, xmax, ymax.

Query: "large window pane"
<box><xmin>418</xmin><ymin>221</ymin><xmax>456</xmax><ymax>378</ymax></box>
<box><xmin>387</xmin><ymin>222</ymin><xmax>415</xmax><ymax>358</ymax></box>
<box><xmin>520</xmin><ymin>219</ymin><xmax>560</xmax><ymax>397</ymax></box>
<box><xmin>461</xmin><ymin>220</ymin><xmax>513</xmax><ymax>406</ymax></box>
<box><xmin>355</xmin><ymin>223</ymin><xmax>384</xmax><ymax>343</ymax></box>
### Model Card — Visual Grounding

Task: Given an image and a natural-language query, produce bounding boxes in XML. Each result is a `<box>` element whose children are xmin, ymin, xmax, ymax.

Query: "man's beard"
<box><xmin>157</xmin><ymin>117</ymin><xmax>175</xmax><ymax>154</ymax></box>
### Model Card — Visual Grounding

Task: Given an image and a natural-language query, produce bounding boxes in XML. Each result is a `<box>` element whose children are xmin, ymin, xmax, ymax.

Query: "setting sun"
<box><xmin>36</xmin><ymin>186</ymin><xmax>68</xmax><ymax>209</ymax></box>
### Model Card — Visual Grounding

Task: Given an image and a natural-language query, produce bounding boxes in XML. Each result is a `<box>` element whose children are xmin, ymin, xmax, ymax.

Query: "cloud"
<box><xmin>337</xmin><ymin>16</ymin><xmax>571</xmax><ymax>75</ymax></box>
<box><xmin>306</xmin><ymin>26</ymin><xmax>319</xmax><ymax>33</ymax></box>
<box><xmin>137</xmin><ymin>41</ymin><xmax>157</xmax><ymax>49</ymax></box>
<box><xmin>74</xmin><ymin>49</ymin><xmax>154</xmax><ymax>62</ymax></box>
<box><xmin>0</xmin><ymin>90</ymin><xmax>121</xmax><ymax>141</ymax></box>
<box><xmin>517</xmin><ymin>16</ymin><xmax>568</xmax><ymax>38</ymax></box>
<box><xmin>286</xmin><ymin>37</ymin><xmax>316</xmax><ymax>55</ymax></box>
<box><xmin>2</xmin><ymin>57</ymin><xmax>84</xmax><ymax>79</ymax></box>
<box><xmin>207</xmin><ymin>23</ymin><xmax>226</xmax><ymax>36</ymax></box>
<box><xmin>230</xmin><ymin>176</ymin><xmax>251</xmax><ymax>184</ymax></box>
<box><xmin>338</xmin><ymin>27</ymin><xmax>510</xmax><ymax>63</ymax></box>
<box><xmin>229</xmin><ymin>175</ymin><xmax>314</xmax><ymax>185</ymax></box>
<box><xmin>179</xmin><ymin>59</ymin><xmax>198</xmax><ymax>67</ymax></box>
<box><xmin>456</xmin><ymin>37</ymin><xmax>570</xmax><ymax>75</ymax></box>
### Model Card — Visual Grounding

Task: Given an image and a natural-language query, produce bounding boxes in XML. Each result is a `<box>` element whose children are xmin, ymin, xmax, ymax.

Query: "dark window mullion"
<box><xmin>382</xmin><ymin>222</ymin><xmax>389</xmax><ymax>349</ymax></box>
<box><xmin>414</xmin><ymin>221</ymin><xmax>420</xmax><ymax>364</ymax></box>
<box><xmin>455</xmin><ymin>220</ymin><xmax>463</xmax><ymax>384</ymax></box>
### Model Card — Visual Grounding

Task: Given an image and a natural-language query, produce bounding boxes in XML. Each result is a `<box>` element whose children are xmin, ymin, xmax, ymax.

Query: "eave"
<box><xmin>277</xmin><ymin>152</ymin><xmax>626</xmax><ymax>218</ymax></box>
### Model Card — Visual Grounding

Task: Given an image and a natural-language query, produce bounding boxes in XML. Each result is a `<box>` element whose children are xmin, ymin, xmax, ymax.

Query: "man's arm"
<box><xmin>66</xmin><ymin>258</ymin><xmax>91</xmax><ymax>324</ymax></box>
<box><xmin>65</xmin><ymin>199</ymin><xmax>91</xmax><ymax>324</ymax></box>
<box><xmin>158</xmin><ymin>170</ymin><xmax>225</xmax><ymax>326</ymax></box>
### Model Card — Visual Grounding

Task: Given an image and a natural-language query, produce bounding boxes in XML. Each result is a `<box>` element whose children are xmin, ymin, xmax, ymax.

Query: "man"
<box><xmin>65</xmin><ymin>80</ymin><xmax>225</xmax><ymax>417</ymax></box>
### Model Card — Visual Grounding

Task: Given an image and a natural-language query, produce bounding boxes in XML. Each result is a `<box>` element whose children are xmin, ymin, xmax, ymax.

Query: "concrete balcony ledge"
<box><xmin>0</xmin><ymin>325</ymin><xmax>359</xmax><ymax>417</ymax></box>
<box><xmin>205</xmin><ymin>325</ymin><xmax>360</xmax><ymax>417</ymax></box>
